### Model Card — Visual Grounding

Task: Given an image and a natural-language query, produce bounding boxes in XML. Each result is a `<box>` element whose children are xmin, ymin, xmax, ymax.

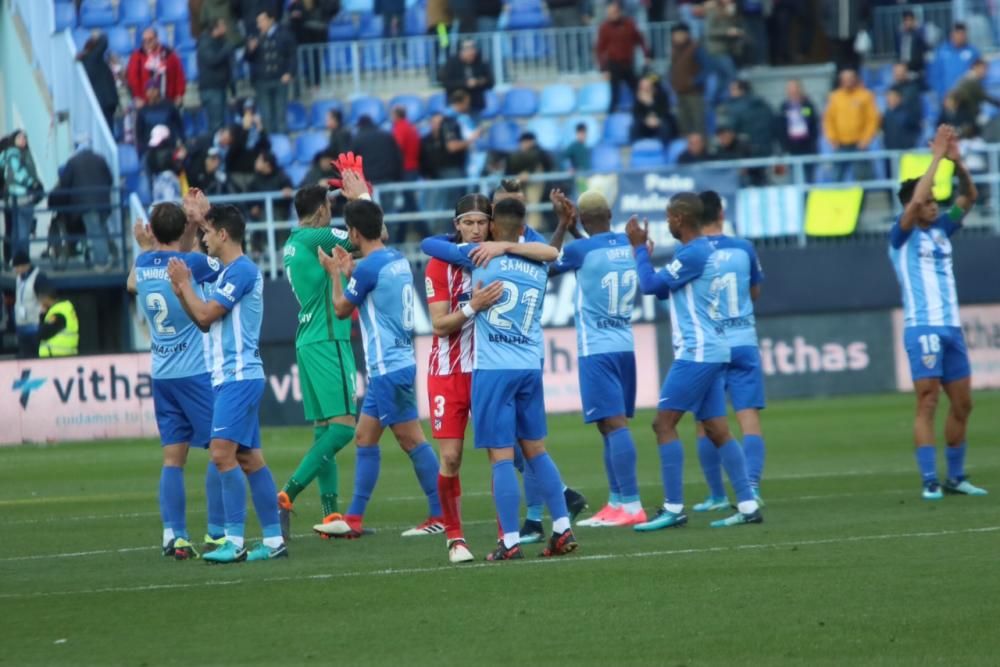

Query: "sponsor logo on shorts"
<box><xmin>922</xmin><ymin>354</ymin><xmax>937</xmax><ymax>369</ymax></box>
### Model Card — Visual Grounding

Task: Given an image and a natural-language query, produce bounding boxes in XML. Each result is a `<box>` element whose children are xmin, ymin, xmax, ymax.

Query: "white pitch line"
<box><xmin>1</xmin><ymin>526</ymin><xmax>997</xmax><ymax>600</ymax></box>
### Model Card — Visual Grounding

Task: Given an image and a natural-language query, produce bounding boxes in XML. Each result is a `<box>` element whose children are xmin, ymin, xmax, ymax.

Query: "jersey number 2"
<box><xmin>145</xmin><ymin>293</ymin><xmax>176</xmax><ymax>335</ymax></box>
<box><xmin>487</xmin><ymin>281</ymin><xmax>540</xmax><ymax>332</ymax></box>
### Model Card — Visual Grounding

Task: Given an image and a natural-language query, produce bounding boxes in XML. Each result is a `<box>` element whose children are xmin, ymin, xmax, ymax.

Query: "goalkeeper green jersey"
<box><xmin>283</xmin><ymin>226</ymin><xmax>355</xmax><ymax>347</ymax></box>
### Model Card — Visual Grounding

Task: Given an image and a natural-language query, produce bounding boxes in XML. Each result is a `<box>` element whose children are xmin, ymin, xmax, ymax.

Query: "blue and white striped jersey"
<box><xmin>889</xmin><ymin>212</ymin><xmax>962</xmax><ymax>328</ymax></box>
<box><xmin>704</xmin><ymin>234</ymin><xmax>763</xmax><ymax>348</ymax></box>
<box><xmin>345</xmin><ymin>247</ymin><xmax>417</xmax><ymax>377</ymax></box>
<box><xmin>207</xmin><ymin>255</ymin><xmax>265</xmax><ymax>386</ymax></box>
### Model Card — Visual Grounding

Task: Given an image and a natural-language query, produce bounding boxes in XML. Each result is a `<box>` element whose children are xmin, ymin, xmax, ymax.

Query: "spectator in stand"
<box><xmin>595</xmin><ymin>1</ymin><xmax>650</xmax><ymax>113</ymax></box>
<box><xmin>233</xmin><ymin>0</ymin><xmax>284</xmax><ymax>37</ymax></box>
<box><xmin>738</xmin><ymin>0</ymin><xmax>767</xmax><ymax>65</ymax></box>
<box><xmin>937</xmin><ymin>94</ymin><xmax>974</xmax><ymax>138</ymax></box>
<box><xmin>677</xmin><ymin>132</ymin><xmax>709</xmax><ymax>165</ymax></box>
<box><xmin>199</xmin><ymin>0</ymin><xmax>243</xmax><ymax>47</ymax></box>
<box><xmin>287</xmin><ymin>0</ymin><xmax>340</xmax><ymax>88</ymax></box>
<box><xmin>145</xmin><ymin>126</ymin><xmax>185</xmax><ymax>202</ymax></box>
<box><xmin>197</xmin><ymin>18</ymin><xmax>235</xmax><ymax>134</ymax></box>
<box><xmin>890</xmin><ymin>62</ymin><xmax>923</xmax><ymax>120</ymax></box>
<box><xmin>881</xmin><ymin>89</ymin><xmax>922</xmax><ymax>151</ymax></box>
<box><xmin>188</xmin><ymin>147</ymin><xmax>233</xmax><ymax>195</ymax></box>
<box><xmin>374</xmin><ymin>0</ymin><xmax>406</xmax><ymax>37</ymax></box>
<box><xmin>326</xmin><ymin>109</ymin><xmax>353</xmax><ymax>157</ymax></box>
<box><xmin>126</xmin><ymin>27</ymin><xmax>187</xmax><ymax>107</ymax></box>
<box><xmin>12</xmin><ymin>250</ymin><xmax>44</xmax><ymax>357</ymax></box>
<box><xmin>1</xmin><ymin>130</ymin><xmax>43</xmax><ymax>260</ymax></box>
<box><xmin>56</xmin><ymin>142</ymin><xmax>114</xmax><ymax>271</ymax></box>
<box><xmin>426</xmin><ymin>0</ymin><xmax>451</xmax><ymax>37</ymax></box>
<box><xmin>301</xmin><ymin>148</ymin><xmax>336</xmax><ymax>189</ymax></box>
<box><xmin>712</xmin><ymin>124</ymin><xmax>749</xmax><ymax>161</ymax></box>
<box><xmin>136</xmin><ymin>84</ymin><xmax>185</xmax><ymax>155</ymax></box>
<box><xmin>419</xmin><ymin>113</ymin><xmax>450</xmax><ymax>212</ymax></box>
<box><xmin>506</xmin><ymin>132</ymin><xmax>554</xmax><ymax>230</ymax></box>
<box><xmin>476</xmin><ymin>1</ymin><xmax>503</xmax><ymax>33</ymax></box>
<box><xmin>896</xmin><ymin>9</ymin><xmax>928</xmax><ymax>80</ymax></box>
<box><xmin>439</xmin><ymin>40</ymin><xmax>495</xmax><ymax>117</ymax></box>
<box><xmin>449</xmin><ymin>0</ymin><xmax>477</xmax><ymax>33</ymax></box>
<box><xmin>950</xmin><ymin>59</ymin><xmax>1000</xmax><ymax>138</ymax></box>
<box><xmin>777</xmin><ymin>79</ymin><xmax>819</xmax><ymax>180</ymax></box>
<box><xmin>245</xmin><ymin>11</ymin><xmax>296</xmax><ymax>134</ymax></box>
<box><xmin>669</xmin><ymin>22</ymin><xmax>708</xmax><ymax>137</ymax></box>
<box><xmin>351</xmin><ymin>115</ymin><xmax>404</xmax><ymax>214</ymax></box>
<box><xmin>437</xmin><ymin>91</ymin><xmax>480</xmax><ymax>208</ymax></box>
<box><xmin>929</xmin><ymin>23</ymin><xmax>980</xmax><ymax>100</ymax></box>
<box><xmin>819</xmin><ymin>0</ymin><xmax>864</xmax><ymax>74</ymax></box>
<box><xmin>547</xmin><ymin>0</ymin><xmax>591</xmax><ymax>28</ymax></box>
<box><xmin>823</xmin><ymin>69</ymin><xmax>880</xmax><ymax>182</ymax></box>
<box><xmin>229</xmin><ymin>103</ymin><xmax>272</xmax><ymax>190</ymax></box>
<box><xmin>770</xmin><ymin>0</ymin><xmax>811</xmax><ymax>65</ymax></box>
<box><xmin>563</xmin><ymin>123</ymin><xmax>591</xmax><ymax>172</ymax></box>
<box><xmin>705</xmin><ymin>0</ymin><xmax>745</xmax><ymax>103</ymax></box>
<box><xmin>631</xmin><ymin>75</ymin><xmax>677</xmax><ymax>144</ymax></box>
<box><xmin>77</xmin><ymin>33</ymin><xmax>119</xmax><ymax>132</ymax></box>
<box><xmin>721</xmin><ymin>79</ymin><xmax>773</xmax><ymax>159</ymax></box>
<box><xmin>391</xmin><ymin>106</ymin><xmax>421</xmax><ymax>217</ymax></box>
<box><xmin>247</xmin><ymin>150</ymin><xmax>294</xmax><ymax>256</ymax></box>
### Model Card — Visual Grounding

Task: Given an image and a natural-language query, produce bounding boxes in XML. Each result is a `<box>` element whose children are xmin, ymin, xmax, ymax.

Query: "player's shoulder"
<box><xmin>136</xmin><ymin>250</ymin><xmax>177</xmax><ymax>267</ymax></box>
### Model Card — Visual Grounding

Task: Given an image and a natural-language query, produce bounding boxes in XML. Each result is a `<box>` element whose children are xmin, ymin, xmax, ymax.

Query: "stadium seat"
<box><xmin>350</xmin><ymin>96</ymin><xmax>387</xmax><ymax>124</ymax></box>
<box><xmin>295</xmin><ymin>131</ymin><xmax>329</xmax><ymax>165</ymax></box>
<box><xmin>182</xmin><ymin>107</ymin><xmax>207</xmax><ymax>137</ymax></box>
<box><xmin>403</xmin><ymin>5</ymin><xmax>426</xmax><ymax>36</ymax></box>
<box><xmin>507</xmin><ymin>8</ymin><xmax>551</xmax><ymax>30</ymax></box>
<box><xmin>576</xmin><ymin>82</ymin><xmax>611</xmax><ymax>113</ymax></box>
<box><xmin>480</xmin><ymin>90</ymin><xmax>501</xmax><ymax>119</ymax></box>
<box><xmin>615</xmin><ymin>82</ymin><xmax>635</xmax><ymax>111</ymax></box>
<box><xmin>359</xmin><ymin>14</ymin><xmax>384</xmax><ymax>40</ymax></box>
<box><xmin>120</xmin><ymin>0</ymin><xmax>153</xmax><ymax>27</ymax></box>
<box><xmin>538</xmin><ymin>84</ymin><xmax>576</xmax><ymax>116</ymax></box>
<box><xmin>488</xmin><ymin>120</ymin><xmax>522</xmax><ymax>153</ymax></box>
<box><xmin>988</xmin><ymin>59</ymin><xmax>1000</xmax><ymax>86</ymax></box>
<box><xmin>560</xmin><ymin>115</ymin><xmax>601</xmax><ymax>148</ymax></box>
<box><xmin>54</xmin><ymin>2</ymin><xmax>77</xmax><ymax>31</ymax></box>
<box><xmin>328</xmin><ymin>14</ymin><xmax>360</xmax><ymax>41</ymax></box>
<box><xmin>343</xmin><ymin>0</ymin><xmax>375</xmax><ymax>11</ymax></box>
<box><xmin>173</xmin><ymin>21</ymin><xmax>196</xmax><ymax>51</ymax></box>
<box><xmin>270</xmin><ymin>134</ymin><xmax>294</xmax><ymax>168</ymax></box>
<box><xmin>629</xmin><ymin>139</ymin><xmax>666</xmax><ymax>168</ymax></box>
<box><xmin>602</xmin><ymin>113</ymin><xmax>633</xmax><ymax>147</ymax></box>
<box><xmin>287</xmin><ymin>162</ymin><xmax>310</xmax><ymax>188</ymax></box>
<box><xmin>286</xmin><ymin>102</ymin><xmax>309</xmax><ymax>133</ymax></box>
<box><xmin>157</xmin><ymin>0</ymin><xmax>190</xmax><ymax>23</ymax></box>
<box><xmin>107</xmin><ymin>26</ymin><xmax>133</xmax><ymax>58</ymax></box>
<box><xmin>182</xmin><ymin>51</ymin><xmax>198</xmax><ymax>81</ymax></box>
<box><xmin>526</xmin><ymin>117</ymin><xmax>562</xmax><ymax>152</ymax></box>
<box><xmin>79</xmin><ymin>0</ymin><xmax>117</xmax><ymax>28</ymax></box>
<box><xmin>427</xmin><ymin>92</ymin><xmax>448</xmax><ymax>116</ymax></box>
<box><xmin>501</xmin><ymin>87</ymin><xmax>539</xmax><ymax>118</ymax></box>
<box><xmin>591</xmin><ymin>144</ymin><xmax>622</xmax><ymax>172</ymax></box>
<box><xmin>666</xmin><ymin>138</ymin><xmax>687</xmax><ymax>164</ymax></box>
<box><xmin>118</xmin><ymin>143</ymin><xmax>140</xmax><ymax>175</ymax></box>
<box><xmin>311</xmin><ymin>99</ymin><xmax>342</xmax><ymax>128</ymax></box>
<box><xmin>389</xmin><ymin>94</ymin><xmax>425</xmax><ymax>123</ymax></box>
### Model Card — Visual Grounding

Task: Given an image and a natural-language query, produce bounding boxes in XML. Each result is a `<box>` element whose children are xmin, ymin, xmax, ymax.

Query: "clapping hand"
<box><xmin>624</xmin><ymin>215</ymin><xmax>649</xmax><ymax>248</ymax></box>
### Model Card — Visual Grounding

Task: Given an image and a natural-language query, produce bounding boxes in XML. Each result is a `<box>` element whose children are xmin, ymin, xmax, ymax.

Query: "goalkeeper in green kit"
<box><xmin>277</xmin><ymin>154</ymin><xmax>371</xmax><ymax>538</ymax></box>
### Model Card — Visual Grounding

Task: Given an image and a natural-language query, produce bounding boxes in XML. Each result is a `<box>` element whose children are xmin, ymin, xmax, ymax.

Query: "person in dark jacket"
<box><xmin>631</xmin><ymin>75</ymin><xmax>677</xmax><ymax>143</ymax></box>
<box><xmin>669</xmin><ymin>22</ymin><xmax>708</xmax><ymax>137</ymax></box>
<box><xmin>882</xmin><ymin>89</ymin><xmax>922</xmax><ymax>150</ymax></box>
<box><xmin>56</xmin><ymin>145</ymin><xmax>114</xmax><ymax>270</ymax></box>
<box><xmin>288</xmin><ymin>0</ymin><xmax>340</xmax><ymax>87</ymax></box>
<box><xmin>438</xmin><ymin>41</ymin><xmax>495</xmax><ymax>115</ymax></box>
<box><xmin>896</xmin><ymin>10</ymin><xmax>928</xmax><ymax>79</ymax></box>
<box><xmin>136</xmin><ymin>85</ymin><xmax>185</xmax><ymax>155</ymax></box>
<box><xmin>326</xmin><ymin>109</ymin><xmax>353</xmax><ymax>157</ymax></box>
<box><xmin>197</xmin><ymin>18</ymin><xmax>234</xmax><ymax>133</ymax></box>
<box><xmin>188</xmin><ymin>147</ymin><xmax>233</xmax><ymax>195</ymax></box>
<box><xmin>721</xmin><ymin>79</ymin><xmax>773</xmax><ymax>158</ymax></box>
<box><xmin>233</xmin><ymin>0</ymin><xmax>284</xmax><ymax>37</ymax></box>
<box><xmin>776</xmin><ymin>79</ymin><xmax>818</xmax><ymax>181</ymax></box>
<box><xmin>374</xmin><ymin>0</ymin><xmax>405</xmax><ymax>37</ymax></box>
<box><xmin>77</xmin><ymin>33</ymin><xmax>118</xmax><ymax>132</ymax></box>
<box><xmin>301</xmin><ymin>149</ymin><xmax>337</xmax><ymax>189</ymax></box>
<box><xmin>1</xmin><ymin>130</ymin><xmax>43</xmax><ymax>260</ymax></box>
<box><xmin>245</xmin><ymin>11</ymin><xmax>296</xmax><ymax>134</ymax></box>
<box><xmin>889</xmin><ymin>62</ymin><xmax>923</xmax><ymax>121</ymax></box>
<box><xmin>350</xmin><ymin>115</ymin><xmax>403</xmax><ymax>212</ymax></box>
<box><xmin>247</xmin><ymin>150</ymin><xmax>294</xmax><ymax>255</ymax></box>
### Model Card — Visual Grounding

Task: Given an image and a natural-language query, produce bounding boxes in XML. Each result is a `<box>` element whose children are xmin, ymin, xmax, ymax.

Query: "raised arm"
<box><xmin>420</xmin><ymin>236</ymin><xmax>477</xmax><ymax>269</ymax></box>
<box><xmin>167</xmin><ymin>258</ymin><xmax>227</xmax><ymax>332</ymax></box>
<box><xmin>899</xmin><ymin>124</ymin><xmax>952</xmax><ymax>231</ymax></box>
<box><xmin>548</xmin><ymin>189</ymin><xmax>579</xmax><ymax>252</ymax></box>
<box><xmin>625</xmin><ymin>217</ymin><xmax>671</xmax><ymax>299</ymax></box>
<box><xmin>948</xmin><ymin>135</ymin><xmax>977</xmax><ymax>215</ymax></box>
<box><xmin>127</xmin><ymin>222</ymin><xmax>157</xmax><ymax>295</ymax></box>
<box><xmin>320</xmin><ymin>245</ymin><xmax>359</xmax><ymax>319</ymax></box>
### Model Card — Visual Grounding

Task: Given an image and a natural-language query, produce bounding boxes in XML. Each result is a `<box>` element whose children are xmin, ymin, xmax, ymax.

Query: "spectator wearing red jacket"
<box><xmin>126</xmin><ymin>27</ymin><xmax>187</xmax><ymax>107</ymax></box>
<box><xmin>594</xmin><ymin>1</ymin><xmax>650</xmax><ymax>113</ymax></box>
<box><xmin>390</xmin><ymin>106</ymin><xmax>426</xmax><ymax>240</ymax></box>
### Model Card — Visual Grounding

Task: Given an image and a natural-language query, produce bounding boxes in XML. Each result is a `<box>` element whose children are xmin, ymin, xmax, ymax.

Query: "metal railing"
<box><xmin>869</xmin><ymin>1</ymin><xmax>1000</xmax><ymax>60</ymax></box>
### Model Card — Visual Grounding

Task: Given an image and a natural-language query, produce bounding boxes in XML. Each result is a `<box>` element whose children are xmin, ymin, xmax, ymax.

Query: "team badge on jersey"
<box><xmin>923</xmin><ymin>354</ymin><xmax>937</xmax><ymax>369</ymax></box>
<box><xmin>425</xmin><ymin>276</ymin><xmax>436</xmax><ymax>298</ymax></box>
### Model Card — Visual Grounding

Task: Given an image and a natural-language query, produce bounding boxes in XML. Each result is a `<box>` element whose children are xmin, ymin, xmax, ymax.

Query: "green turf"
<box><xmin>1</xmin><ymin>392</ymin><xmax>999</xmax><ymax>666</ymax></box>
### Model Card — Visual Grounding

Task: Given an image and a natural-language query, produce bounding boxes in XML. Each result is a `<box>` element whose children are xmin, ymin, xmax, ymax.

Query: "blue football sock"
<box><xmin>696</xmin><ymin>436</ymin><xmax>726</xmax><ymax>499</ymax></box>
<box><xmin>657</xmin><ymin>440</ymin><xmax>684</xmax><ymax>507</ymax></box>
<box><xmin>347</xmin><ymin>446</ymin><xmax>381</xmax><ymax>517</ymax></box>
<box><xmin>915</xmin><ymin>445</ymin><xmax>938</xmax><ymax>484</ymax></box>
<box><xmin>219</xmin><ymin>466</ymin><xmax>247</xmax><ymax>540</ymax></box>
<box><xmin>247</xmin><ymin>467</ymin><xmax>281</xmax><ymax>540</ymax></box>
<box><xmin>523</xmin><ymin>458</ymin><xmax>544</xmax><ymax>521</ymax></box>
<box><xmin>742</xmin><ymin>434</ymin><xmax>766</xmax><ymax>486</ymax></box>
<box><xmin>407</xmin><ymin>443</ymin><xmax>442</xmax><ymax>517</ymax></box>
<box><xmin>608</xmin><ymin>427</ymin><xmax>639</xmax><ymax>503</ymax></box>
<box><xmin>946</xmin><ymin>442</ymin><xmax>966</xmax><ymax>481</ymax></box>
<box><xmin>602</xmin><ymin>434</ymin><xmax>621</xmax><ymax>500</ymax></box>
<box><xmin>526</xmin><ymin>453</ymin><xmax>569</xmax><ymax>522</ymax></box>
<box><xmin>492</xmin><ymin>459</ymin><xmax>521</xmax><ymax>536</ymax></box>
<box><xmin>205</xmin><ymin>461</ymin><xmax>225</xmax><ymax>539</ymax></box>
<box><xmin>159</xmin><ymin>465</ymin><xmax>186</xmax><ymax>539</ymax></box>
<box><xmin>718</xmin><ymin>439</ymin><xmax>754</xmax><ymax>504</ymax></box>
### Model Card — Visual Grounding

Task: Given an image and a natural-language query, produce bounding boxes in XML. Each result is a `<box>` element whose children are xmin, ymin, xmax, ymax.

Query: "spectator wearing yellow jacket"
<box><xmin>823</xmin><ymin>69</ymin><xmax>881</xmax><ymax>182</ymax></box>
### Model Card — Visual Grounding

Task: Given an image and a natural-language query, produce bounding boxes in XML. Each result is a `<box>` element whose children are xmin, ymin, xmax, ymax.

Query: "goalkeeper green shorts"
<box><xmin>296</xmin><ymin>340</ymin><xmax>357</xmax><ymax>422</ymax></box>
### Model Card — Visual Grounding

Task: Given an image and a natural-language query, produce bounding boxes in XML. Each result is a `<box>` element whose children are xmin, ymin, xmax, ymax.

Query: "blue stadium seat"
<box><xmin>615</xmin><ymin>82</ymin><xmax>634</xmax><ymax>111</ymax></box>
<box><xmin>182</xmin><ymin>107</ymin><xmax>207</xmax><ymax>137</ymax></box>
<box><xmin>526</xmin><ymin>117</ymin><xmax>562</xmax><ymax>152</ymax></box>
<box><xmin>311</xmin><ymin>99</ymin><xmax>342</xmax><ymax>128</ymax></box>
<box><xmin>120</xmin><ymin>0</ymin><xmax>152</xmax><ymax>27</ymax></box>
<box><xmin>359</xmin><ymin>14</ymin><xmax>384</xmax><ymax>39</ymax></box>
<box><xmin>501</xmin><ymin>87</ymin><xmax>539</xmax><ymax>118</ymax></box>
<box><xmin>602</xmin><ymin>113</ymin><xmax>633</xmax><ymax>147</ymax></box>
<box><xmin>401</xmin><ymin>41</ymin><xmax>431</xmax><ymax>69</ymax></box>
<box><xmin>404</xmin><ymin>6</ymin><xmax>426</xmax><ymax>36</ymax></box>
<box><xmin>270</xmin><ymin>134</ymin><xmax>294</xmax><ymax>168</ymax></box>
<box><xmin>507</xmin><ymin>9</ymin><xmax>551</xmax><ymax>30</ymax></box>
<box><xmin>629</xmin><ymin>139</ymin><xmax>666</xmax><ymax>168</ymax></box>
<box><xmin>427</xmin><ymin>92</ymin><xmax>448</xmax><ymax>116</ymax></box>
<box><xmin>538</xmin><ymin>84</ymin><xmax>576</xmax><ymax>116</ymax></box>
<box><xmin>157</xmin><ymin>0</ymin><xmax>190</xmax><ymax>23</ymax></box>
<box><xmin>508</xmin><ymin>31</ymin><xmax>550</xmax><ymax>61</ymax></box>
<box><xmin>173</xmin><ymin>20</ymin><xmax>196</xmax><ymax>50</ymax></box>
<box><xmin>480</xmin><ymin>90</ymin><xmax>501</xmax><ymax>119</ymax></box>
<box><xmin>118</xmin><ymin>143</ymin><xmax>140</xmax><ymax>175</ymax></box>
<box><xmin>343</xmin><ymin>0</ymin><xmax>375</xmax><ymax>11</ymax></box>
<box><xmin>576</xmin><ymin>82</ymin><xmax>611</xmax><ymax>113</ymax></box>
<box><xmin>79</xmin><ymin>0</ymin><xmax>117</xmax><ymax>28</ymax></box>
<box><xmin>296</xmin><ymin>131</ymin><xmax>329</xmax><ymax>165</ymax></box>
<box><xmin>107</xmin><ymin>26</ymin><xmax>133</xmax><ymax>58</ymax></box>
<box><xmin>666</xmin><ymin>137</ymin><xmax>687</xmax><ymax>164</ymax></box>
<box><xmin>389</xmin><ymin>94</ymin><xmax>425</xmax><ymax>123</ymax></box>
<box><xmin>561</xmin><ymin>115</ymin><xmax>601</xmax><ymax>148</ymax></box>
<box><xmin>286</xmin><ymin>102</ymin><xmax>309</xmax><ymax>132</ymax></box>
<box><xmin>54</xmin><ymin>2</ymin><xmax>77</xmax><ymax>30</ymax></box>
<box><xmin>183</xmin><ymin>51</ymin><xmax>198</xmax><ymax>81</ymax></box>
<box><xmin>488</xmin><ymin>121</ymin><xmax>522</xmax><ymax>153</ymax></box>
<box><xmin>328</xmin><ymin>14</ymin><xmax>360</xmax><ymax>40</ymax></box>
<box><xmin>287</xmin><ymin>162</ymin><xmax>310</xmax><ymax>188</ymax></box>
<box><xmin>591</xmin><ymin>144</ymin><xmax>622</xmax><ymax>172</ymax></box>
<box><xmin>350</xmin><ymin>96</ymin><xmax>386</xmax><ymax>124</ymax></box>
<box><xmin>988</xmin><ymin>59</ymin><xmax>1000</xmax><ymax>86</ymax></box>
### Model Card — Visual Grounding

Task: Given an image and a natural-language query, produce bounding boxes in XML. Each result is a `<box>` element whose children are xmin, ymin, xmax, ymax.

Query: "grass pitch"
<box><xmin>1</xmin><ymin>392</ymin><xmax>999</xmax><ymax>666</ymax></box>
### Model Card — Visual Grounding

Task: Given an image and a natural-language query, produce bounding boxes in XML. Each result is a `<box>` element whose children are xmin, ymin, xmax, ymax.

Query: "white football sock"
<box><xmin>502</xmin><ymin>532</ymin><xmax>520</xmax><ymax>549</ymax></box>
<box><xmin>553</xmin><ymin>517</ymin><xmax>570</xmax><ymax>533</ymax></box>
<box><xmin>263</xmin><ymin>536</ymin><xmax>284</xmax><ymax>549</ymax></box>
<box><xmin>737</xmin><ymin>500</ymin><xmax>759</xmax><ymax>514</ymax></box>
<box><xmin>162</xmin><ymin>528</ymin><xmax>175</xmax><ymax>547</ymax></box>
<box><xmin>664</xmin><ymin>502</ymin><xmax>684</xmax><ymax>514</ymax></box>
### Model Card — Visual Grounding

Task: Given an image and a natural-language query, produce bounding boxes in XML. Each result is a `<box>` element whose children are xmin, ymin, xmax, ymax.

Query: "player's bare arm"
<box><xmin>319</xmin><ymin>246</ymin><xmax>356</xmax><ymax>319</ymax></box>
<box><xmin>429</xmin><ymin>280</ymin><xmax>504</xmax><ymax>337</ymax></box>
<box><xmin>469</xmin><ymin>241</ymin><xmax>559</xmax><ymax>267</ymax></box>
<box><xmin>548</xmin><ymin>189</ymin><xmax>579</xmax><ymax>251</ymax></box>
<box><xmin>900</xmin><ymin>125</ymin><xmax>952</xmax><ymax>231</ymax></box>
<box><xmin>127</xmin><ymin>222</ymin><xmax>156</xmax><ymax>294</ymax></box>
<box><xmin>948</xmin><ymin>137</ymin><xmax>978</xmax><ymax>214</ymax></box>
<box><xmin>166</xmin><ymin>257</ymin><xmax>227</xmax><ymax>331</ymax></box>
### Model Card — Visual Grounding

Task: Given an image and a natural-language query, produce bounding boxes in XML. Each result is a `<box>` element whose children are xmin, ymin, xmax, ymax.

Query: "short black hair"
<box><xmin>954</xmin><ymin>22</ymin><xmax>967</xmax><ymax>32</ymax></box>
<box><xmin>327</xmin><ymin>108</ymin><xmax>343</xmax><ymax>125</ymax></box>
<box><xmin>294</xmin><ymin>185</ymin><xmax>330</xmax><ymax>220</ymax></box>
<box><xmin>575</xmin><ymin>122</ymin><xmax>587</xmax><ymax>133</ymax></box>
<box><xmin>671</xmin><ymin>22</ymin><xmax>690</xmax><ymax>34</ymax></box>
<box><xmin>902</xmin><ymin>9</ymin><xmax>915</xmax><ymax>20</ymax></box>
<box><xmin>149</xmin><ymin>202</ymin><xmax>187</xmax><ymax>244</ymax></box>
<box><xmin>449</xmin><ymin>89</ymin><xmax>470</xmax><ymax>105</ymax></box>
<box><xmin>495</xmin><ymin>177</ymin><xmax>522</xmax><ymax>196</ymax></box>
<box><xmin>492</xmin><ymin>197</ymin><xmax>526</xmax><ymax>237</ymax></box>
<box><xmin>344</xmin><ymin>199</ymin><xmax>384</xmax><ymax>240</ymax></box>
<box><xmin>257</xmin><ymin>151</ymin><xmax>278</xmax><ymax>172</ymax></box>
<box><xmin>698</xmin><ymin>190</ymin><xmax>723</xmax><ymax>225</ymax></box>
<box><xmin>392</xmin><ymin>105</ymin><xmax>406</xmax><ymax>120</ymax></box>
<box><xmin>898</xmin><ymin>178</ymin><xmax>920</xmax><ymax>205</ymax></box>
<box><xmin>207</xmin><ymin>204</ymin><xmax>246</xmax><ymax>243</ymax></box>
<box><xmin>732</xmin><ymin>79</ymin><xmax>751</xmax><ymax>95</ymax></box>
<box><xmin>668</xmin><ymin>192</ymin><xmax>704</xmax><ymax>227</ymax></box>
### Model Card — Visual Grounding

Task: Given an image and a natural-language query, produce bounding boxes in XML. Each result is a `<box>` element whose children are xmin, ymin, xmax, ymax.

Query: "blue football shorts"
<box><xmin>904</xmin><ymin>325</ymin><xmax>971</xmax><ymax>384</ymax></box>
<box><xmin>658</xmin><ymin>360</ymin><xmax>728</xmax><ymax>422</ymax></box>
<box><xmin>152</xmin><ymin>373</ymin><xmax>214</xmax><ymax>448</ymax></box>
<box><xmin>211</xmin><ymin>379</ymin><xmax>266</xmax><ymax>449</ymax></box>
<box><xmin>578</xmin><ymin>351</ymin><xmax>637</xmax><ymax>423</ymax></box>
<box><xmin>361</xmin><ymin>365</ymin><xmax>419</xmax><ymax>427</ymax></box>
<box><xmin>472</xmin><ymin>369</ymin><xmax>547</xmax><ymax>448</ymax></box>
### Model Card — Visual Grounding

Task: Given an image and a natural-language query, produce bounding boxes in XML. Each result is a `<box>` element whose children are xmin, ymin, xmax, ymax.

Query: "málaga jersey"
<box><xmin>635</xmin><ymin>238</ymin><xmax>729</xmax><ymax>363</ymax></box>
<box><xmin>551</xmin><ymin>232</ymin><xmax>635</xmax><ymax>357</ymax></box>
<box><xmin>207</xmin><ymin>255</ymin><xmax>265</xmax><ymax>386</ymax></box>
<box><xmin>889</xmin><ymin>212</ymin><xmax>962</xmax><ymax>328</ymax></box>
<box><xmin>135</xmin><ymin>251</ymin><xmax>221</xmax><ymax>379</ymax></box>
<box><xmin>283</xmin><ymin>226</ymin><xmax>355</xmax><ymax>346</ymax></box>
<box><xmin>344</xmin><ymin>247</ymin><xmax>416</xmax><ymax>377</ymax></box>
<box><xmin>704</xmin><ymin>234</ymin><xmax>764</xmax><ymax>348</ymax></box>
